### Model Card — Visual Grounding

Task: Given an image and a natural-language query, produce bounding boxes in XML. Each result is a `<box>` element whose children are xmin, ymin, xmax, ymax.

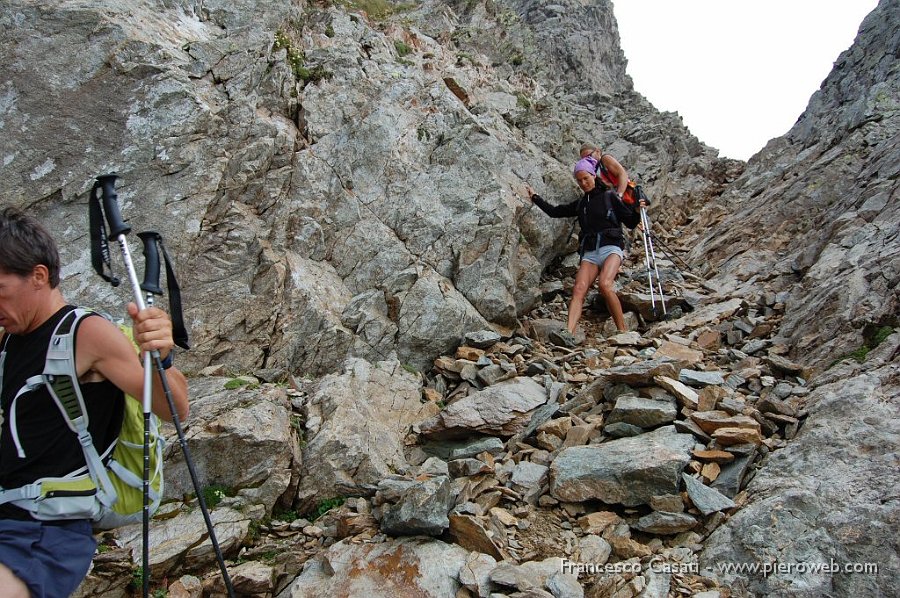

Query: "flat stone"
<box><xmin>696</xmin><ymin>329</ymin><xmax>721</xmax><ymax>350</ymax></box>
<box><xmin>606</xmin><ymin>358</ymin><xmax>679</xmax><ymax>386</ymax></box>
<box><xmin>448</xmin><ymin>458</ymin><xmax>491</xmax><ymax>478</ymax></box>
<box><xmin>464</xmin><ymin>330</ymin><xmax>503</xmax><ymax>349</ymax></box>
<box><xmin>654</xmin><ymin>376</ymin><xmax>700</xmax><ymax>409</ymax></box>
<box><xmin>740</xmin><ymin>339</ymin><xmax>770</xmax><ymax>355</ymax></box>
<box><xmin>650</xmin><ymin>494</ymin><xmax>685</xmax><ymax>513</ymax></box>
<box><xmin>654</xmin><ymin>341</ymin><xmax>704</xmax><ymax>366</ymax></box>
<box><xmin>379</xmin><ymin>476</ymin><xmax>455</xmax><ymax>537</ymax></box>
<box><xmin>563</xmin><ymin>423</ymin><xmax>595</xmax><ymax>447</ymax></box>
<box><xmin>692</xmin><ymin>449</ymin><xmax>735</xmax><ymax>464</ymax></box>
<box><xmin>678</xmin><ymin>369</ymin><xmax>726</xmax><ymax>387</ymax></box>
<box><xmin>682</xmin><ymin>473</ymin><xmax>736</xmax><ymax>515</ymax></box>
<box><xmin>632</xmin><ymin>511</ymin><xmax>698</xmax><ymax>535</ymax></box>
<box><xmin>577</xmin><ymin>511</ymin><xmax>621</xmax><ymax>535</ymax></box>
<box><xmin>701</xmin><ymin>462</ymin><xmax>721</xmax><ymax>482</ymax></box>
<box><xmin>490</xmin><ymin>557</ymin><xmax>565</xmax><ymax>592</ymax></box>
<box><xmin>673</xmin><ymin>418</ymin><xmax>712</xmax><ymax>442</ymax></box>
<box><xmin>609</xmin><ymin>536</ymin><xmax>652</xmax><ymax>559</ymax></box>
<box><xmin>608</xmin><ymin>331</ymin><xmax>651</xmax><ymax>347</ymax></box>
<box><xmin>711</xmin><ymin>452</ymin><xmax>755</xmax><ymax>497</ymax></box>
<box><xmin>456</xmin><ymin>346</ymin><xmax>485</xmax><ymax>361</ymax></box>
<box><xmin>607</xmin><ymin>395</ymin><xmax>678</xmax><ymax>428</ymax></box>
<box><xmin>417</xmin><ymin>377</ymin><xmax>548</xmax><ymax>439</ymax></box>
<box><xmin>690</xmin><ymin>411</ymin><xmax>760</xmax><ymax>435</ymax></box>
<box><xmin>536</xmin><ymin>417</ymin><xmax>573</xmax><ymax>440</ymax></box>
<box><xmin>764</xmin><ymin>354</ymin><xmax>805</xmax><ymax>376</ymax></box>
<box><xmin>421</xmin><ymin>437</ymin><xmax>505</xmax><ymax>460</ymax></box>
<box><xmin>603</xmin><ymin>421</ymin><xmax>645</xmax><ymax>438</ymax></box>
<box><xmin>577</xmin><ymin>535</ymin><xmax>612</xmax><ymax>565</ymax></box>
<box><xmin>756</xmin><ymin>395</ymin><xmax>797</xmax><ymax>417</ymax></box>
<box><xmin>448</xmin><ymin>514</ymin><xmax>506</xmax><ymax>561</ymax></box>
<box><xmin>713</xmin><ymin>427</ymin><xmax>764</xmax><ymax>446</ymax></box>
<box><xmin>697</xmin><ymin>386</ymin><xmax>727</xmax><ymax>411</ymax></box>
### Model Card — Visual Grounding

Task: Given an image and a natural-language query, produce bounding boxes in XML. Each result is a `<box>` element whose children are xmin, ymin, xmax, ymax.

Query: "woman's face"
<box><xmin>575</xmin><ymin>170</ymin><xmax>595</xmax><ymax>193</ymax></box>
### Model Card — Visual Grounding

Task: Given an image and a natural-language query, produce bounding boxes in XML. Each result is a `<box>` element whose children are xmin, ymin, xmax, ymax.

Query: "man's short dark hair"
<box><xmin>0</xmin><ymin>207</ymin><xmax>61</xmax><ymax>287</ymax></box>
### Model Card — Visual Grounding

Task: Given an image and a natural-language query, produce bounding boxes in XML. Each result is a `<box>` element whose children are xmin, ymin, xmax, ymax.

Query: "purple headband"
<box><xmin>573</xmin><ymin>156</ymin><xmax>597</xmax><ymax>176</ymax></box>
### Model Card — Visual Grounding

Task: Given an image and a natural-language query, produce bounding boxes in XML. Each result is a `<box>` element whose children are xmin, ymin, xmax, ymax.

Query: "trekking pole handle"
<box><xmin>95</xmin><ymin>174</ymin><xmax>132</xmax><ymax>239</ymax></box>
<box><xmin>138</xmin><ymin>232</ymin><xmax>164</xmax><ymax>296</ymax></box>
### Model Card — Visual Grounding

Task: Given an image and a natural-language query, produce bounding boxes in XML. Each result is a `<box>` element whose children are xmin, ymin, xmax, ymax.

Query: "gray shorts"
<box><xmin>581</xmin><ymin>244</ymin><xmax>624</xmax><ymax>267</ymax></box>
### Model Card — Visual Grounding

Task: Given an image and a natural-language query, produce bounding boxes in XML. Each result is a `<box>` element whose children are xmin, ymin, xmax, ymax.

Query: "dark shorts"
<box><xmin>0</xmin><ymin>519</ymin><xmax>97</xmax><ymax>598</ymax></box>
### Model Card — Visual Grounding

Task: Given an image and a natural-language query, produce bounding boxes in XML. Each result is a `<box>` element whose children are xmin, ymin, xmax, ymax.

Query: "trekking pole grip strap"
<box><xmin>95</xmin><ymin>174</ymin><xmax>131</xmax><ymax>238</ymax></box>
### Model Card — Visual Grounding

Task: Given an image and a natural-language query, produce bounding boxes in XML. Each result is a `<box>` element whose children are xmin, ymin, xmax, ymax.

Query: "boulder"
<box><xmin>416</xmin><ymin>377</ymin><xmax>548</xmax><ymax>439</ymax></box>
<box><xmin>296</xmin><ymin>359</ymin><xmax>433</xmax><ymax>512</ymax></box>
<box><xmin>549</xmin><ymin>426</ymin><xmax>695</xmax><ymax>506</ymax></box>
<box><xmin>277</xmin><ymin>537</ymin><xmax>469</xmax><ymax>597</ymax></box>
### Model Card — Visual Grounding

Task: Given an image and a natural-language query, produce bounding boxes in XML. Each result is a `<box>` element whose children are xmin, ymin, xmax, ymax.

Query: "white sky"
<box><xmin>613</xmin><ymin>0</ymin><xmax>879</xmax><ymax>160</ymax></box>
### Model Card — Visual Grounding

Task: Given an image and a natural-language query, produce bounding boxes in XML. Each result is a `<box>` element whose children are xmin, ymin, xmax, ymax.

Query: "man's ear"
<box><xmin>31</xmin><ymin>264</ymin><xmax>51</xmax><ymax>288</ymax></box>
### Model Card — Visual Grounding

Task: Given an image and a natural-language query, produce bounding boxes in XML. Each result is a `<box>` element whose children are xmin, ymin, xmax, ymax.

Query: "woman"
<box><xmin>526</xmin><ymin>155</ymin><xmax>641</xmax><ymax>340</ymax></box>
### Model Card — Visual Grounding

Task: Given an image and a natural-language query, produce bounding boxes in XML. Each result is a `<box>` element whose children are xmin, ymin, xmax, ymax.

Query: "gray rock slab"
<box><xmin>682</xmin><ymin>474</ymin><xmax>736</xmax><ymax>515</ymax></box>
<box><xmin>417</xmin><ymin>377</ymin><xmax>548</xmax><ymax>440</ymax></box>
<box><xmin>631</xmin><ymin>511</ymin><xmax>698</xmax><ymax>535</ymax></box>
<box><xmin>465</xmin><ymin>330</ymin><xmax>504</xmax><ymax>349</ymax></box>
<box><xmin>607</xmin><ymin>395</ymin><xmax>678</xmax><ymax>428</ymax></box>
<box><xmin>604</xmin><ymin>422</ymin><xmax>645</xmax><ymax>438</ymax></box>
<box><xmin>421</xmin><ymin>437</ymin><xmax>506</xmax><ymax>460</ymax></box>
<box><xmin>379</xmin><ymin>476</ymin><xmax>455</xmax><ymax>537</ymax></box>
<box><xmin>605</xmin><ymin>358</ymin><xmax>679</xmax><ymax>386</ymax></box>
<box><xmin>549</xmin><ymin>426</ymin><xmax>695</xmax><ymax>506</ymax></box>
<box><xmin>678</xmin><ymin>369</ymin><xmax>726</xmax><ymax>387</ymax></box>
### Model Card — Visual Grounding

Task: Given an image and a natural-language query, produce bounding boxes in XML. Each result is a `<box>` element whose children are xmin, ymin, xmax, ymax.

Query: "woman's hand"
<box><xmin>525</xmin><ymin>184</ymin><xmax>536</xmax><ymax>201</ymax></box>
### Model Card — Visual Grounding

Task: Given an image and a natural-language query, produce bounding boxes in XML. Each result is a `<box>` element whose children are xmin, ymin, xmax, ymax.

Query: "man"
<box><xmin>0</xmin><ymin>207</ymin><xmax>189</xmax><ymax>598</ymax></box>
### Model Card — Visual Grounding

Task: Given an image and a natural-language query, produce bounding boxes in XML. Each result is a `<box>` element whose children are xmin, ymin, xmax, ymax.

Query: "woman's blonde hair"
<box><xmin>579</xmin><ymin>142</ymin><xmax>600</xmax><ymax>158</ymax></box>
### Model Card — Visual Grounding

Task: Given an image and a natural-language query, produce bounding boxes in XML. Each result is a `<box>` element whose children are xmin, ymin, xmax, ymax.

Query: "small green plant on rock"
<box><xmin>201</xmin><ymin>484</ymin><xmax>233</xmax><ymax>508</ymax></box>
<box><xmin>312</xmin><ymin>497</ymin><xmax>345</xmax><ymax>520</ymax></box>
<box><xmin>830</xmin><ymin>325</ymin><xmax>895</xmax><ymax>367</ymax></box>
<box><xmin>394</xmin><ymin>39</ymin><xmax>412</xmax><ymax>57</ymax></box>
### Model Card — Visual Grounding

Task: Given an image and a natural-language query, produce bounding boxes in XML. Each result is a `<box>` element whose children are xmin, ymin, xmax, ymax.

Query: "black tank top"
<box><xmin>0</xmin><ymin>305</ymin><xmax>125</xmax><ymax>520</ymax></box>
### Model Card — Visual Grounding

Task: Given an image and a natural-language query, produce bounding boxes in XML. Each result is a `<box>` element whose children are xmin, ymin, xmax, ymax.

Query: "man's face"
<box><xmin>0</xmin><ymin>269</ymin><xmax>38</xmax><ymax>334</ymax></box>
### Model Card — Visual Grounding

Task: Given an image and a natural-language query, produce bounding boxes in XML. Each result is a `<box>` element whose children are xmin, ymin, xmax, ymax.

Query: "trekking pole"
<box><xmin>640</xmin><ymin>205</ymin><xmax>667</xmax><ymax>317</ymax></box>
<box><xmin>89</xmin><ymin>175</ymin><xmax>155</xmax><ymax>597</ymax></box>
<box><xmin>638</xmin><ymin>207</ymin><xmax>660</xmax><ymax>315</ymax></box>
<box><xmin>90</xmin><ymin>175</ymin><xmax>236</xmax><ymax>598</ymax></box>
<box><xmin>647</xmin><ymin>229</ymin><xmax>693</xmax><ymax>274</ymax></box>
<box><xmin>136</xmin><ymin>232</ymin><xmax>164</xmax><ymax>598</ymax></box>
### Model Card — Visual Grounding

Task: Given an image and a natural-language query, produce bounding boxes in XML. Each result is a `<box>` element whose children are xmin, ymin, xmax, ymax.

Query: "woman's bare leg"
<box><xmin>568</xmin><ymin>261</ymin><xmax>600</xmax><ymax>333</ymax></box>
<box><xmin>597</xmin><ymin>254</ymin><xmax>626</xmax><ymax>331</ymax></box>
<box><xmin>0</xmin><ymin>564</ymin><xmax>30</xmax><ymax>598</ymax></box>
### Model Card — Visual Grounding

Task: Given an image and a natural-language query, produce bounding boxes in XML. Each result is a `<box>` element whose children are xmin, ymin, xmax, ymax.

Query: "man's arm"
<box><xmin>75</xmin><ymin>307</ymin><xmax>189</xmax><ymax>422</ymax></box>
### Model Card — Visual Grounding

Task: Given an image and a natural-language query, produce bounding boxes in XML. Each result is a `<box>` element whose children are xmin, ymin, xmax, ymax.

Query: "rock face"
<box><xmin>0</xmin><ymin>0</ymin><xmax>735</xmax><ymax>376</ymax></box>
<box><xmin>686</xmin><ymin>0</ymin><xmax>900</xmax><ymax>374</ymax></box>
<box><xmin>699</xmin><ymin>341</ymin><xmax>900</xmax><ymax>598</ymax></box>
<box><xmin>688</xmin><ymin>1</ymin><xmax>900</xmax><ymax>595</ymax></box>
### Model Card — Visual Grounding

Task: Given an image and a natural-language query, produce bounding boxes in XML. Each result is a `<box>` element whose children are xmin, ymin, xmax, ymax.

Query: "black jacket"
<box><xmin>532</xmin><ymin>188</ymin><xmax>640</xmax><ymax>253</ymax></box>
